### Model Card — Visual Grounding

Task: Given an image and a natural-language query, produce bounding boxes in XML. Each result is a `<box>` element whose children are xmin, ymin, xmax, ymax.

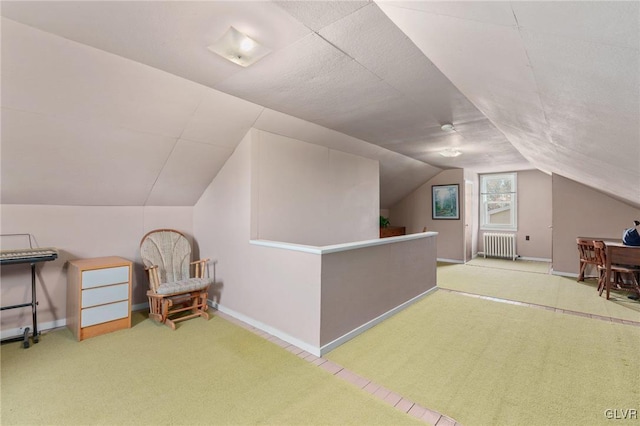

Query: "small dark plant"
<box><xmin>380</xmin><ymin>216</ymin><xmax>390</xmax><ymax>228</ymax></box>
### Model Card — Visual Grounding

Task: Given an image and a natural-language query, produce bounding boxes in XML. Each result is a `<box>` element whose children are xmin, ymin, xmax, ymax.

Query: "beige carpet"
<box><xmin>1</xmin><ymin>312</ymin><xmax>423</xmax><ymax>426</ymax></box>
<box><xmin>464</xmin><ymin>257</ymin><xmax>550</xmax><ymax>274</ymax></box>
<box><xmin>438</xmin><ymin>262</ymin><xmax>640</xmax><ymax>322</ymax></box>
<box><xmin>326</xmin><ymin>290</ymin><xmax>640</xmax><ymax>426</ymax></box>
<box><xmin>4</xmin><ymin>262</ymin><xmax>639</xmax><ymax>426</ymax></box>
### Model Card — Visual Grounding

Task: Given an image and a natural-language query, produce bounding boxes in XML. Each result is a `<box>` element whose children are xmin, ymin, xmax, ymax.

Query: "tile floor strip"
<box><xmin>214</xmin><ymin>309</ymin><xmax>461</xmax><ymax>425</ymax></box>
<box><xmin>395</xmin><ymin>398</ymin><xmax>415</xmax><ymax>413</ymax></box>
<box><xmin>408</xmin><ymin>405</ymin><xmax>427</xmax><ymax>419</ymax></box>
<box><xmin>216</xmin><ymin>297</ymin><xmax>636</xmax><ymax>426</ymax></box>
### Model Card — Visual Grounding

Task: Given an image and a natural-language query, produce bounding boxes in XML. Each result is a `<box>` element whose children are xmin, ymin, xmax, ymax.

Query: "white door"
<box><xmin>464</xmin><ymin>181</ymin><xmax>473</xmax><ymax>262</ymax></box>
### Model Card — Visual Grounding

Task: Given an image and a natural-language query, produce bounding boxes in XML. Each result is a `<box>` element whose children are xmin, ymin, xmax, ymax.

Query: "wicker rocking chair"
<box><xmin>140</xmin><ymin>229</ymin><xmax>212</xmax><ymax>329</ymax></box>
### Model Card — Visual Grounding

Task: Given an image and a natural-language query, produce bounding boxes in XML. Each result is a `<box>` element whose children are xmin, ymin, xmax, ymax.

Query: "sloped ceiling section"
<box><xmin>0</xmin><ymin>15</ymin><xmax>439</xmax><ymax>208</ymax></box>
<box><xmin>2</xmin><ymin>1</ymin><xmax>638</xmax><ymax>209</ymax></box>
<box><xmin>0</xmin><ymin>0</ymin><xmax>530</xmax><ymax>209</ymax></box>
<box><xmin>377</xmin><ymin>1</ymin><xmax>640</xmax><ymax>207</ymax></box>
<box><xmin>216</xmin><ymin>1</ymin><xmax>529</xmax><ymax>172</ymax></box>
<box><xmin>1</xmin><ymin>18</ymin><xmax>263</xmax><ymax>206</ymax></box>
<box><xmin>0</xmin><ymin>1</ymin><xmax>527</xmax><ymax>174</ymax></box>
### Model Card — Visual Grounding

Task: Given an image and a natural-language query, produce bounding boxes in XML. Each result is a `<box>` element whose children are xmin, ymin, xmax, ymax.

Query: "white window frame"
<box><xmin>480</xmin><ymin>172</ymin><xmax>517</xmax><ymax>231</ymax></box>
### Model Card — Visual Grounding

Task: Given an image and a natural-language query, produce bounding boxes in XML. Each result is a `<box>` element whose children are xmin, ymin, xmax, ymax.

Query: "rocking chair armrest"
<box><xmin>190</xmin><ymin>258</ymin><xmax>209</xmax><ymax>278</ymax></box>
<box><xmin>144</xmin><ymin>265</ymin><xmax>161</xmax><ymax>293</ymax></box>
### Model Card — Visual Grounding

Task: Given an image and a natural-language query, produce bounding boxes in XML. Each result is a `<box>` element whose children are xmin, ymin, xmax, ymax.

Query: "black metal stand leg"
<box><xmin>30</xmin><ymin>263</ymin><xmax>39</xmax><ymax>344</ymax></box>
<box><xmin>22</xmin><ymin>327</ymin><xmax>30</xmax><ymax>348</ymax></box>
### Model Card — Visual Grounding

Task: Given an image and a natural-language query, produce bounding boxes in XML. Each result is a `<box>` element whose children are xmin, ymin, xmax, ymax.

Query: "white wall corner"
<box><xmin>208</xmin><ymin>299</ymin><xmax>321</xmax><ymax>357</ymax></box>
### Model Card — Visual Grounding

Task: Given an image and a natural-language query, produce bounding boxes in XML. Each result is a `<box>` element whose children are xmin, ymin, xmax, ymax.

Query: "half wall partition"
<box><xmin>213</xmin><ymin>232</ymin><xmax>438</xmax><ymax>356</ymax></box>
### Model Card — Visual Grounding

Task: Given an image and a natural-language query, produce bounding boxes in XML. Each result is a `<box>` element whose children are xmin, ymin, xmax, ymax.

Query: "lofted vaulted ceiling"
<box><xmin>1</xmin><ymin>1</ymin><xmax>638</xmax><ymax>208</ymax></box>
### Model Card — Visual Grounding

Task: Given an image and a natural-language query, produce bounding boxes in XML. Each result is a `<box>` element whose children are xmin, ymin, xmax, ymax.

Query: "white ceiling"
<box><xmin>377</xmin><ymin>1</ymin><xmax>640</xmax><ymax>206</ymax></box>
<box><xmin>1</xmin><ymin>1</ymin><xmax>638</xmax><ymax>208</ymax></box>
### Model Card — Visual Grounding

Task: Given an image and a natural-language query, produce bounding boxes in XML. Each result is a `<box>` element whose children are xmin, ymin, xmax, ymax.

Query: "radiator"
<box><xmin>483</xmin><ymin>233</ymin><xmax>517</xmax><ymax>261</ymax></box>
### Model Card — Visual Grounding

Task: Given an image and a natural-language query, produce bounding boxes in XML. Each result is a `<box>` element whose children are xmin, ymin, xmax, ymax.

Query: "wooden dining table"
<box><xmin>577</xmin><ymin>237</ymin><xmax>640</xmax><ymax>300</ymax></box>
<box><xmin>602</xmin><ymin>240</ymin><xmax>640</xmax><ymax>300</ymax></box>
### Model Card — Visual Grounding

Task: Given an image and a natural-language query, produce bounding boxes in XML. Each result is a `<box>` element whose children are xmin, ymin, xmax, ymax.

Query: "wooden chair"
<box><xmin>593</xmin><ymin>240</ymin><xmax>640</xmax><ymax>299</ymax></box>
<box><xmin>576</xmin><ymin>238</ymin><xmax>599</xmax><ymax>282</ymax></box>
<box><xmin>140</xmin><ymin>229</ymin><xmax>212</xmax><ymax>329</ymax></box>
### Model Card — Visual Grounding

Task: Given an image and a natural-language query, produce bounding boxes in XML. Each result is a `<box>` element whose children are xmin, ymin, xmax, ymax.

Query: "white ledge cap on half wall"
<box><xmin>249</xmin><ymin>231</ymin><xmax>438</xmax><ymax>255</ymax></box>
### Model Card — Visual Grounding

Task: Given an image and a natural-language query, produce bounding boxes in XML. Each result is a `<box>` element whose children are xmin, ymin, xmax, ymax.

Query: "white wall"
<box><xmin>194</xmin><ymin>132</ymin><xmax>323</xmax><ymax>347</ymax></box>
<box><xmin>391</xmin><ymin>169</ymin><xmax>554</xmax><ymax>263</ymax></box>
<box><xmin>252</xmin><ymin>129</ymin><xmax>379</xmax><ymax>246</ymax></box>
<box><xmin>194</xmin><ymin>129</ymin><xmax>385</xmax><ymax>348</ymax></box>
<box><xmin>0</xmin><ymin>205</ymin><xmax>193</xmax><ymax>334</ymax></box>
<box><xmin>552</xmin><ymin>174</ymin><xmax>640</xmax><ymax>275</ymax></box>
<box><xmin>476</xmin><ymin>169</ymin><xmax>552</xmax><ymax>260</ymax></box>
<box><xmin>390</xmin><ymin>169</ymin><xmax>466</xmax><ymax>262</ymax></box>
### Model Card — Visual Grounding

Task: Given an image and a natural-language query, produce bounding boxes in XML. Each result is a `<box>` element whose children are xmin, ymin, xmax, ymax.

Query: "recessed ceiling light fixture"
<box><xmin>439</xmin><ymin>148</ymin><xmax>462</xmax><ymax>157</ymax></box>
<box><xmin>440</xmin><ymin>123</ymin><xmax>455</xmax><ymax>132</ymax></box>
<box><xmin>208</xmin><ymin>26</ymin><xmax>271</xmax><ymax>67</ymax></box>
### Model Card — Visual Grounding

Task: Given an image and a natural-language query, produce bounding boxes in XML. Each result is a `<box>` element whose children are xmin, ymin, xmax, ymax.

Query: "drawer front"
<box><xmin>82</xmin><ymin>283</ymin><xmax>129</xmax><ymax>308</ymax></box>
<box><xmin>82</xmin><ymin>266</ymin><xmax>129</xmax><ymax>289</ymax></box>
<box><xmin>81</xmin><ymin>300</ymin><xmax>128</xmax><ymax>327</ymax></box>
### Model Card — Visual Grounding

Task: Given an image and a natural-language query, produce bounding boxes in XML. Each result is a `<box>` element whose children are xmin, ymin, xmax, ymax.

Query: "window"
<box><xmin>480</xmin><ymin>173</ymin><xmax>517</xmax><ymax>231</ymax></box>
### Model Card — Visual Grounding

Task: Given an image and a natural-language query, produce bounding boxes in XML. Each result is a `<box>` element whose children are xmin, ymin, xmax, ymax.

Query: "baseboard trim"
<box><xmin>1</xmin><ymin>318</ymin><xmax>66</xmax><ymax>340</ymax></box>
<box><xmin>476</xmin><ymin>253</ymin><xmax>552</xmax><ymax>263</ymax></box>
<box><xmin>2</xmin><ymin>303</ymin><xmax>151</xmax><ymax>340</ymax></box>
<box><xmin>319</xmin><ymin>286</ymin><xmax>438</xmax><ymax>356</ymax></box>
<box><xmin>437</xmin><ymin>258</ymin><xmax>464</xmax><ymax>264</ymax></box>
<box><xmin>208</xmin><ymin>286</ymin><xmax>439</xmax><ymax>357</ymax></box>
<box><xmin>519</xmin><ymin>256</ymin><xmax>552</xmax><ymax>262</ymax></box>
<box><xmin>132</xmin><ymin>302</ymin><xmax>149</xmax><ymax>312</ymax></box>
<box><xmin>208</xmin><ymin>300</ymin><xmax>322</xmax><ymax>357</ymax></box>
<box><xmin>477</xmin><ymin>252</ymin><xmax>519</xmax><ymax>260</ymax></box>
<box><xmin>551</xmin><ymin>270</ymin><xmax>580</xmax><ymax>278</ymax></box>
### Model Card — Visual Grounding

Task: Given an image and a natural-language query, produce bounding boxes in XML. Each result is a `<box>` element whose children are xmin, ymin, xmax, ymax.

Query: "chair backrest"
<box><xmin>592</xmin><ymin>240</ymin><xmax>606</xmax><ymax>267</ymax></box>
<box><xmin>140</xmin><ymin>229</ymin><xmax>192</xmax><ymax>285</ymax></box>
<box><xmin>576</xmin><ymin>238</ymin><xmax>598</xmax><ymax>264</ymax></box>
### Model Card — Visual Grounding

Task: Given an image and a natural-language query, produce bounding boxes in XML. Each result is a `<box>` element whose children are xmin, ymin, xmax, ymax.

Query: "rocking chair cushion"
<box><xmin>155</xmin><ymin>277</ymin><xmax>213</xmax><ymax>295</ymax></box>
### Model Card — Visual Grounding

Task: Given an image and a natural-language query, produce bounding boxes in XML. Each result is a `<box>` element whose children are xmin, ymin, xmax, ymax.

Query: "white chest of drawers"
<box><xmin>67</xmin><ymin>256</ymin><xmax>132</xmax><ymax>341</ymax></box>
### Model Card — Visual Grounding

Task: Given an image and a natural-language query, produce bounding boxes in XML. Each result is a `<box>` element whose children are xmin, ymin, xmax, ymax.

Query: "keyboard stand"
<box><xmin>1</xmin><ymin>236</ymin><xmax>58</xmax><ymax>348</ymax></box>
<box><xmin>1</xmin><ymin>261</ymin><xmax>45</xmax><ymax>348</ymax></box>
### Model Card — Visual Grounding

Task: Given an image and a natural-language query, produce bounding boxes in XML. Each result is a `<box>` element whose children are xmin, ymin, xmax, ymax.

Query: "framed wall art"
<box><xmin>432</xmin><ymin>184</ymin><xmax>459</xmax><ymax>220</ymax></box>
